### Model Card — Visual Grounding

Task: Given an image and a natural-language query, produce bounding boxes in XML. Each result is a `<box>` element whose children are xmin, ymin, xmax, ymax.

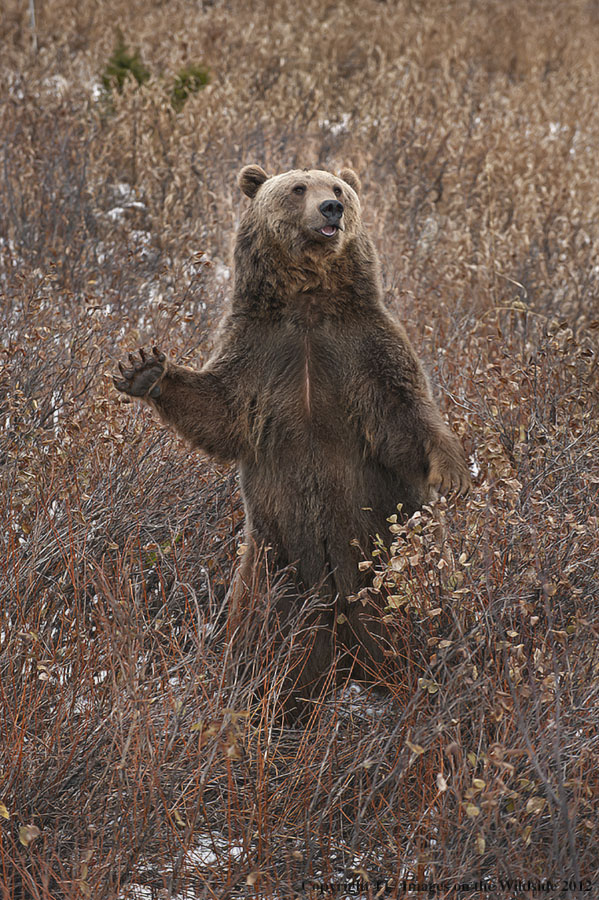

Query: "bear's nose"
<box><xmin>319</xmin><ymin>199</ymin><xmax>344</xmax><ymax>223</ymax></box>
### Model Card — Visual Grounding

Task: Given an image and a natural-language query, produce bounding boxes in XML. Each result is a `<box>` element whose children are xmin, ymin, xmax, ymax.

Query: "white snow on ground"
<box><xmin>186</xmin><ymin>835</ymin><xmax>244</xmax><ymax>868</ymax></box>
<box><xmin>469</xmin><ymin>453</ymin><xmax>481</xmax><ymax>478</ymax></box>
<box><xmin>214</xmin><ymin>261</ymin><xmax>231</xmax><ymax>283</ymax></box>
<box><xmin>319</xmin><ymin>112</ymin><xmax>351</xmax><ymax>136</ymax></box>
<box><xmin>338</xmin><ymin>681</ymin><xmax>379</xmax><ymax>719</ymax></box>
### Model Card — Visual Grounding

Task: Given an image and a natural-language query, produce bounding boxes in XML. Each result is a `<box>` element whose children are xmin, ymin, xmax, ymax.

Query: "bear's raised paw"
<box><xmin>113</xmin><ymin>347</ymin><xmax>167</xmax><ymax>399</ymax></box>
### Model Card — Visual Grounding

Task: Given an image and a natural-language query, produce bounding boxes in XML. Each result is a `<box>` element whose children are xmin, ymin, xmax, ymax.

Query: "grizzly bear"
<box><xmin>114</xmin><ymin>164</ymin><xmax>470</xmax><ymax>716</ymax></box>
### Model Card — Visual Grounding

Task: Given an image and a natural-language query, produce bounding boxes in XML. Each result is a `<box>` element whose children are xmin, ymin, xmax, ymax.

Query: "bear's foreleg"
<box><xmin>114</xmin><ymin>347</ymin><xmax>242</xmax><ymax>461</ymax></box>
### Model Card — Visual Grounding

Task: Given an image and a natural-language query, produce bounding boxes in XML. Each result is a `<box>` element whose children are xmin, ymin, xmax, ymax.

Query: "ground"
<box><xmin>1</xmin><ymin>1</ymin><xmax>598</xmax><ymax>897</ymax></box>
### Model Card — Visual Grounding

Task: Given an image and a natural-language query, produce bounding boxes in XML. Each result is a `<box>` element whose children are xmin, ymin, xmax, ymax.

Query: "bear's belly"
<box><xmin>238</xmin><ymin>440</ymin><xmax>419</xmax><ymax>598</ymax></box>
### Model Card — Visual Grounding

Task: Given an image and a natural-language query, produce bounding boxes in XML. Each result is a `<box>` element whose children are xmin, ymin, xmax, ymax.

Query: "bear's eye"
<box><xmin>333</xmin><ymin>185</ymin><xmax>343</xmax><ymax>197</ymax></box>
<box><xmin>292</xmin><ymin>184</ymin><xmax>307</xmax><ymax>195</ymax></box>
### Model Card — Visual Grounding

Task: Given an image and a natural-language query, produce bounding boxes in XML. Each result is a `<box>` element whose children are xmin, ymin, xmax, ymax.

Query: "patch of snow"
<box><xmin>130</xmin><ymin>231</ymin><xmax>150</xmax><ymax>244</ymax></box>
<box><xmin>116</xmin><ymin>183</ymin><xmax>138</xmax><ymax>202</ymax></box>
<box><xmin>185</xmin><ymin>834</ymin><xmax>244</xmax><ymax>869</ymax></box>
<box><xmin>338</xmin><ymin>682</ymin><xmax>379</xmax><ymax>719</ymax></box>
<box><xmin>148</xmin><ymin>284</ymin><xmax>164</xmax><ymax>305</ymax></box>
<box><xmin>319</xmin><ymin>112</ymin><xmax>351</xmax><ymax>136</ymax></box>
<box><xmin>118</xmin><ymin>886</ymin><xmax>155</xmax><ymax>900</ymax></box>
<box><xmin>214</xmin><ymin>262</ymin><xmax>231</xmax><ymax>283</ymax></box>
<box><xmin>107</xmin><ymin>207</ymin><xmax>126</xmax><ymax>222</ymax></box>
<box><xmin>548</xmin><ymin>121</ymin><xmax>567</xmax><ymax>138</ymax></box>
<box><xmin>43</xmin><ymin>75</ymin><xmax>69</xmax><ymax>98</ymax></box>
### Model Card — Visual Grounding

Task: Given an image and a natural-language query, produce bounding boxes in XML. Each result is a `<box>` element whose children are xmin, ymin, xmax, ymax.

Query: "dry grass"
<box><xmin>1</xmin><ymin>0</ymin><xmax>599</xmax><ymax>897</ymax></box>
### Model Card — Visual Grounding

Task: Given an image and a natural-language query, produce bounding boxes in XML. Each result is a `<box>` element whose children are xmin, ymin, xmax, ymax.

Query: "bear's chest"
<box><xmin>242</xmin><ymin>320</ymin><xmax>350</xmax><ymax>448</ymax></box>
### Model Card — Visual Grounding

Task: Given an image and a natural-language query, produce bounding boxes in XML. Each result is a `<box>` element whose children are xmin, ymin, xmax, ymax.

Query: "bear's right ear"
<box><xmin>238</xmin><ymin>165</ymin><xmax>269</xmax><ymax>199</ymax></box>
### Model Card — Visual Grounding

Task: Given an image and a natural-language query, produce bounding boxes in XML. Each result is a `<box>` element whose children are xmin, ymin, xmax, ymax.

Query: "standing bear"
<box><xmin>114</xmin><ymin>165</ymin><xmax>470</xmax><ymax>715</ymax></box>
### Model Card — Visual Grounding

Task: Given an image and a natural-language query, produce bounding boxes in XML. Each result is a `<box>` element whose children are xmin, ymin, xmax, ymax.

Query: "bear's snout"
<box><xmin>319</xmin><ymin>199</ymin><xmax>344</xmax><ymax>224</ymax></box>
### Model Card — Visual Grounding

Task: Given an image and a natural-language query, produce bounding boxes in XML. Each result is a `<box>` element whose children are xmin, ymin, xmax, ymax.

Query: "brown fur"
<box><xmin>114</xmin><ymin>166</ymin><xmax>470</xmax><ymax>716</ymax></box>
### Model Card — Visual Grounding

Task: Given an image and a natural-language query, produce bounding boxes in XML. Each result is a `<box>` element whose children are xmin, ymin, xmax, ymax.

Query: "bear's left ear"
<box><xmin>339</xmin><ymin>168</ymin><xmax>361</xmax><ymax>195</ymax></box>
<box><xmin>238</xmin><ymin>165</ymin><xmax>269</xmax><ymax>199</ymax></box>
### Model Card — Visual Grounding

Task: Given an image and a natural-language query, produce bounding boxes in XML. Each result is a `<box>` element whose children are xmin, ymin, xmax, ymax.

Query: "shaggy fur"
<box><xmin>114</xmin><ymin>165</ymin><xmax>470</xmax><ymax>716</ymax></box>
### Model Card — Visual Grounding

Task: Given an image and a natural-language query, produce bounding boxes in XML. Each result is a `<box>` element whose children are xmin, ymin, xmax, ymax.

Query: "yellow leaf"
<box><xmin>476</xmin><ymin>833</ymin><xmax>486</xmax><ymax>855</ymax></box>
<box><xmin>173</xmin><ymin>810</ymin><xmax>186</xmax><ymax>827</ymax></box>
<box><xmin>526</xmin><ymin>796</ymin><xmax>546</xmax><ymax>815</ymax></box>
<box><xmin>0</xmin><ymin>803</ymin><xmax>9</xmax><ymax>820</ymax></box>
<box><xmin>226</xmin><ymin>741</ymin><xmax>241</xmax><ymax>759</ymax></box>
<box><xmin>406</xmin><ymin>739</ymin><xmax>425</xmax><ymax>755</ymax></box>
<box><xmin>464</xmin><ymin>803</ymin><xmax>480</xmax><ymax>818</ymax></box>
<box><xmin>19</xmin><ymin>824</ymin><xmax>40</xmax><ymax>847</ymax></box>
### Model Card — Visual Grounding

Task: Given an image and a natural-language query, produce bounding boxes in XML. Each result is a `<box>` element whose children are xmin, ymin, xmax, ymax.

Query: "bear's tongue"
<box><xmin>321</xmin><ymin>225</ymin><xmax>337</xmax><ymax>236</ymax></box>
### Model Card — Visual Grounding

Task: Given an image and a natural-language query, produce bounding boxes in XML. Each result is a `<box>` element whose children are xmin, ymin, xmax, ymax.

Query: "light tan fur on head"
<box><xmin>238</xmin><ymin>166</ymin><xmax>362</xmax><ymax>256</ymax></box>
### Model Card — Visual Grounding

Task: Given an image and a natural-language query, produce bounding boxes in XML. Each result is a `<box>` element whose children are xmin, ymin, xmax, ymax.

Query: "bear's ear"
<box><xmin>238</xmin><ymin>165</ymin><xmax>269</xmax><ymax>199</ymax></box>
<box><xmin>339</xmin><ymin>168</ymin><xmax>361</xmax><ymax>195</ymax></box>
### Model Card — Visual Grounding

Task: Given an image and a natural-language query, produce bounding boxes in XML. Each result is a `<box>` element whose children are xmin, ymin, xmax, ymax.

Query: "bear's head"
<box><xmin>237</xmin><ymin>165</ymin><xmax>362</xmax><ymax>257</ymax></box>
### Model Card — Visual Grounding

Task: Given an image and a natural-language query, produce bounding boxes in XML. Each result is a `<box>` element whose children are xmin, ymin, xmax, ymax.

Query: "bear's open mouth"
<box><xmin>319</xmin><ymin>225</ymin><xmax>338</xmax><ymax>237</ymax></box>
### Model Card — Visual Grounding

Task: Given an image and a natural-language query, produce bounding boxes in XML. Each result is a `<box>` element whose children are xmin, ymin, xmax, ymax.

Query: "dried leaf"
<box><xmin>526</xmin><ymin>796</ymin><xmax>546</xmax><ymax>815</ymax></box>
<box><xmin>406</xmin><ymin>739</ymin><xmax>425</xmax><ymax>755</ymax></box>
<box><xmin>19</xmin><ymin>824</ymin><xmax>41</xmax><ymax>847</ymax></box>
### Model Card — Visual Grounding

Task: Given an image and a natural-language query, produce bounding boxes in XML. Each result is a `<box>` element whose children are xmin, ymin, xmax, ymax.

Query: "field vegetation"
<box><xmin>1</xmin><ymin>0</ymin><xmax>598</xmax><ymax>897</ymax></box>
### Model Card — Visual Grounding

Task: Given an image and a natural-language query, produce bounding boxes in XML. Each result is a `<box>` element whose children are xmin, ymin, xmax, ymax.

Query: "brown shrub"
<box><xmin>1</xmin><ymin>0</ymin><xmax>598</xmax><ymax>896</ymax></box>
